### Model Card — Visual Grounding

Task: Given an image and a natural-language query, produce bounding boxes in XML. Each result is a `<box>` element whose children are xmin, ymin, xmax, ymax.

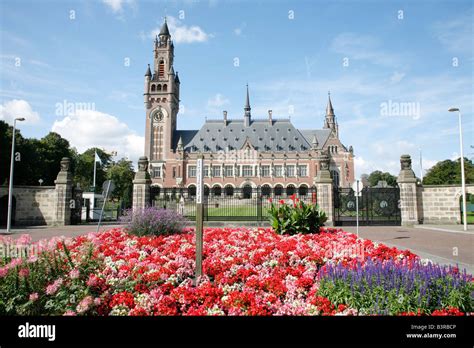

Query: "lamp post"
<box><xmin>7</xmin><ymin>117</ymin><xmax>25</xmax><ymax>233</ymax></box>
<box><xmin>448</xmin><ymin>108</ymin><xmax>467</xmax><ymax>231</ymax></box>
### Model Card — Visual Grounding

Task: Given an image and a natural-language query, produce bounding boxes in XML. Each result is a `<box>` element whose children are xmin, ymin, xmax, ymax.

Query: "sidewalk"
<box><xmin>343</xmin><ymin>225</ymin><xmax>474</xmax><ymax>274</ymax></box>
<box><xmin>0</xmin><ymin>223</ymin><xmax>124</xmax><ymax>242</ymax></box>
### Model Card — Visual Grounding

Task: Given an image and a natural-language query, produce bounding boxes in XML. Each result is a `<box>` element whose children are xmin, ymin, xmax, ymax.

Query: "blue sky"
<box><xmin>0</xmin><ymin>0</ymin><xmax>473</xmax><ymax>176</ymax></box>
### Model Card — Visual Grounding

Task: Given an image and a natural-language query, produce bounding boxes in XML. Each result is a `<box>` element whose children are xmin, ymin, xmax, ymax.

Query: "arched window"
<box><xmin>212</xmin><ymin>186</ymin><xmax>222</xmax><ymax>196</ymax></box>
<box><xmin>286</xmin><ymin>185</ymin><xmax>296</xmax><ymax>196</ymax></box>
<box><xmin>274</xmin><ymin>185</ymin><xmax>283</xmax><ymax>196</ymax></box>
<box><xmin>204</xmin><ymin>186</ymin><xmax>210</xmax><ymax>196</ymax></box>
<box><xmin>163</xmin><ymin>84</ymin><xmax>168</xmax><ymax>92</ymax></box>
<box><xmin>331</xmin><ymin>170</ymin><xmax>340</xmax><ymax>187</ymax></box>
<box><xmin>151</xmin><ymin>84</ymin><xmax>156</xmax><ymax>92</ymax></box>
<box><xmin>298</xmin><ymin>185</ymin><xmax>308</xmax><ymax>196</ymax></box>
<box><xmin>261</xmin><ymin>185</ymin><xmax>271</xmax><ymax>197</ymax></box>
<box><xmin>162</xmin><ymin>98</ymin><xmax>167</xmax><ymax>103</ymax></box>
<box><xmin>188</xmin><ymin>185</ymin><xmax>196</xmax><ymax>197</ymax></box>
<box><xmin>224</xmin><ymin>185</ymin><xmax>234</xmax><ymax>196</ymax></box>
<box><xmin>242</xmin><ymin>185</ymin><xmax>252</xmax><ymax>199</ymax></box>
<box><xmin>159</xmin><ymin>60</ymin><xmax>165</xmax><ymax>78</ymax></box>
<box><xmin>157</xmin><ymin>84</ymin><xmax>162</xmax><ymax>91</ymax></box>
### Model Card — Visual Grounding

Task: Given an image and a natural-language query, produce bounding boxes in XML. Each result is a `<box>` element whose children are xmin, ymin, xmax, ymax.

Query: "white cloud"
<box><xmin>330</xmin><ymin>32</ymin><xmax>401</xmax><ymax>67</ymax></box>
<box><xmin>234</xmin><ymin>22</ymin><xmax>246</xmax><ymax>36</ymax></box>
<box><xmin>51</xmin><ymin>109</ymin><xmax>144</xmax><ymax>165</ymax></box>
<box><xmin>207</xmin><ymin>93</ymin><xmax>229</xmax><ymax>108</ymax></box>
<box><xmin>102</xmin><ymin>0</ymin><xmax>134</xmax><ymax>13</ymax></box>
<box><xmin>432</xmin><ymin>11</ymin><xmax>473</xmax><ymax>54</ymax></box>
<box><xmin>0</xmin><ymin>99</ymin><xmax>40</xmax><ymax>125</ymax></box>
<box><xmin>390</xmin><ymin>71</ymin><xmax>405</xmax><ymax>84</ymax></box>
<box><xmin>150</xmin><ymin>16</ymin><xmax>211</xmax><ymax>44</ymax></box>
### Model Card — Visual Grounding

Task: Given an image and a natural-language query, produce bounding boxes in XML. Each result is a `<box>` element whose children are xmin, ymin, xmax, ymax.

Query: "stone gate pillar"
<box><xmin>314</xmin><ymin>153</ymin><xmax>334</xmax><ymax>226</ymax></box>
<box><xmin>54</xmin><ymin>157</ymin><xmax>73</xmax><ymax>226</ymax></box>
<box><xmin>397</xmin><ymin>154</ymin><xmax>419</xmax><ymax>226</ymax></box>
<box><xmin>133</xmin><ymin>156</ymin><xmax>152</xmax><ymax>212</ymax></box>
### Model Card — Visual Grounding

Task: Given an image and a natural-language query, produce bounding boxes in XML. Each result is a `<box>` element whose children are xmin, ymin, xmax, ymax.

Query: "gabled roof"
<box><xmin>173</xmin><ymin>119</ymin><xmax>330</xmax><ymax>153</ymax></box>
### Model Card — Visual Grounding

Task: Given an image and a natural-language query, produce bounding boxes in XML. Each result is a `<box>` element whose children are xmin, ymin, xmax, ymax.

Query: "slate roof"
<box><xmin>173</xmin><ymin>119</ymin><xmax>333</xmax><ymax>153</ymax></box>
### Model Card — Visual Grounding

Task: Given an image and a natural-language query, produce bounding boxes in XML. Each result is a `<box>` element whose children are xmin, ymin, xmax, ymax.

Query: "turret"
<box><xmin>144</xmin><ymin>64</ymin><xmax>151</xmax><ymax>106</ymax></box>
<box><xmin>324</xmin><ymin>91</ymin><xmax>338</xmax><ymax>137</ymax></box>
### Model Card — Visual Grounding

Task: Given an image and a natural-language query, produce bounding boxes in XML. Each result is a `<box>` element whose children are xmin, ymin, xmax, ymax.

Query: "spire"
<box><xmin>159</xmin><ymin>17</ymin><xmax>170</xmax><ymax>37</ymax></box>
<box><xmin>177</xmin><ymin>135</ymin><xmax>183</xmax><ymax>151</ymax></box>
<box><xmin>312</xmin><ymin>135</ymin><xmax>318</xmax><ymax>149</ymax></box>
<box><xmin>244</xmin><ymin>84</ymin><xmax>251</xmax><ymax>126</ymax></box>
<box><xmin>175</xmin><ymin>71</ymin><xmax>180</xmax><ymax>83</ymax></box>
<box><xmin>245</xmin><ymin>84</ymin><xmax>251</xmax><ymax>110</ymax></box>
<box><xmin>145</xmin><ymin>64</ymin><xmax>152</xmax><ymax>77</ymax></box>
<box><xmin>326</xmin><ymin>91</ymin><xmax>334</xmax><ymax>115</ymax></box>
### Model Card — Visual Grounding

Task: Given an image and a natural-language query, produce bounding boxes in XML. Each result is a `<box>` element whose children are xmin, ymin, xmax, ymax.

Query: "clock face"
<box><xmin>153</xmin><ymin>108</ymin><xmax>167</xmax><ymax>122</ymax></box>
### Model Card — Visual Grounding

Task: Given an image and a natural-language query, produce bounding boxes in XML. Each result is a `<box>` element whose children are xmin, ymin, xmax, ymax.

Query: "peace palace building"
<box><xmin>143</xmin><ymin>20</ymin><xmax>355</xmax><ymax>196</ymax></box>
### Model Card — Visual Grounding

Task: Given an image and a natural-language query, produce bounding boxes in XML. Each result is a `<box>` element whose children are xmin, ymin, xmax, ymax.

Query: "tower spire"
<box><xmin>244</xmin><ymin>84</ymin><xmax>251</xmax><ymax>127</ymax></box>
<box><xmin>326</xmin><ymin>91</ymin><xmax>334</xmax><ymax>116</ymax></box>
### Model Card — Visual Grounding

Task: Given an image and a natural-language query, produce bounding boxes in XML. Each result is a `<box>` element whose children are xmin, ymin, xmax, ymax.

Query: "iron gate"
<box><xmin>149</xmin><ymin>186</ymin><xmax>317</xmax><ymax>222</ymax></box>
<box><xmin>334</xmin><ymin>186</ymin><xmax>401</xmax><ymax>226</ymax></box>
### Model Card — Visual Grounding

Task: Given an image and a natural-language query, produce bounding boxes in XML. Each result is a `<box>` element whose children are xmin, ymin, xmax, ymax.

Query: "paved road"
<box><xmin>343</xmin><ymin>225</ymin><xmax>473</xmax><ymax>273</ymax></box>
<box><xmin>2</xmin><ymin>223</ymin><xmax>473</xmax><ymax>273</ymax></box>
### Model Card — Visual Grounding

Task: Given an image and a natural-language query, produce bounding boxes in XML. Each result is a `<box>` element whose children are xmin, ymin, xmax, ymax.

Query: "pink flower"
<box><xmin>19</xmin><ymin>268</ymin><xmax>29</xmax><ymax>278</ymax></box>
<box><xmin>29</xmin><ymin>293</ymin><xmax>39</xmax><ymax>302</ymax></box>
<box><xmin>63</xmin><ymin>310</ymin><xmax>76</xmax><ymax>316</ymax></box>
<box><xmin>69</xmin><ymin>269</ymin><xmax>80</xmax><ymax>279</ymax></box>
<box><xmin>16</xmin><ymin>234</ymin><xmax>32</xmax><ymax>245</ymax></box>
<box><xmin>76</xmin><ymin>296</ymin><xmax>94</xmax><ymax>314</ymax></box>
<box><xmin>0</xmin><ymin>267</ymin><xmax>8</xmax><ymax>278</ymax></box>
<box><xmin>46</xmin><ymin>278</ymin><xmax>63</xmax><ymax>295</ymax></box>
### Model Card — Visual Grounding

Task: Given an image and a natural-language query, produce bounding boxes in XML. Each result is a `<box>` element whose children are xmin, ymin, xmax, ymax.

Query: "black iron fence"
<box><xmin>150</xmin><ymin>187</ymin><xmax>318</xmax><ymax>221</ymax></box>
<box><xmin>334</xmin><ymin>186</ymin><xmax>401</xmax><ymax>226</ymax></box>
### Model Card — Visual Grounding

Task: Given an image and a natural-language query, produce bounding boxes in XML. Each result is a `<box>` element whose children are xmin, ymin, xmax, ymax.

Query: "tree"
<box><xmin>72</xmin><ymin>148</ymin><xmax>112</xmax><ymax>193</ymax></box>
<box><xmin>367</xmin><ymin>170</ymin><xmax>397</xmax><ymax>187</ymax></box>
<box><xmin>106</xmin><ymin>158</ymin><xmax>135</xmax><ymax>208</ymax></box>
<box><xmin>0</xmin><ymin>121</ymin><xmax>72</xmax><ymax>186</ymax></box>
<box><xmin>423</xmin><ymin>158</ymin><xmax>474</xmax><ymax>185</ymax></box>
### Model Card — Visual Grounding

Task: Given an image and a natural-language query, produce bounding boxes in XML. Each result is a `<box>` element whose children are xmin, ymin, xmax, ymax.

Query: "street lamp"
<box><xmin>7</xmin><ymin>117</ymin><xmax>25</xmax><ymax>233</ymax></box>
<box><xmin>448</xmin><ymin>107</ymin><xmax>467</xmax><ymax>231</ymax></box>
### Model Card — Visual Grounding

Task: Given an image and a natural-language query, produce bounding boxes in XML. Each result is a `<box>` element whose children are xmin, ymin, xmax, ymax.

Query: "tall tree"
<box><xmin>106</xmin><ymin>158</ymin><xmax>135</xmax><ymax>208</ymax></box>
<box><xmin>423</xmin><ymin>158</ymin><xmax>474</xmax><ymax>185</ymax></box>
<box><xmin>367</xmin><ymin>170</ymin><xmax>398</xmax><ymax>187</ymax></box>
<box><xmin>72</xmin><ymin>148</ymin><xmax>112</xmax><ymax>192</ymax></box>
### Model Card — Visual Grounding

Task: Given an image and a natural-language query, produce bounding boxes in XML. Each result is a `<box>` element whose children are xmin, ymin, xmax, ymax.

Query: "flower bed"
<box><xmin>0</xmin><ymin>228</ymin><xmax>472</xmax><ymax>316</ymax></box>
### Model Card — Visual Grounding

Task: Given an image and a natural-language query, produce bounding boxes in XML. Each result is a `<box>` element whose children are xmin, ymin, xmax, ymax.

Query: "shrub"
<box><xmin>120</xmin><ymin>207</ymin><xmax>187</xmax><ymax>236</ymax></box>
<box><xmin>268</xmin><ymin>194</ymin><xmax>327</xmax><ymax>235</ymax></box>
<box><xmin>317</xmin><ymin>258</ymin><xmax>474</xmax><ymax>315</ymax></box>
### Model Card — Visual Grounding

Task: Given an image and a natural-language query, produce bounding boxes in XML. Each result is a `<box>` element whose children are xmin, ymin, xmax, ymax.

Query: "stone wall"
<box><xmin>0</xmin><ymin>186</ymin><xmax>57</xmax><ymax>226</ymax></box>
<box><xmin>0</xmin><ymin>157</ymin><xmax>79</xmax><ymax>227</ymax></box>
<box><xmin>418</xmin><ymin>184</ymin><xmax>474</xmax><ymax>224</ymax></box>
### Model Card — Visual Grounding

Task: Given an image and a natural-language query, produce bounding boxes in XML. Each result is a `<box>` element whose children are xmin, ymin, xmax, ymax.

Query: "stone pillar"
<box><xmin>54</xmin><ymin>157</ymin><xmax>73</xmax><ymax>226</ymax></box>
<box><xmin>133</xmin><ymin>156</ymin><xmax>152</xmax><ymax>211</ymax></box>
<box><xmin>397</xmin><ymin>154</ymin><xmax>419</xmax><ymax>226</ymax></box>
<box><xmin>314</xmin><ymin>153</ymin><xmax>334</xmax><ymax>226</ymax></box>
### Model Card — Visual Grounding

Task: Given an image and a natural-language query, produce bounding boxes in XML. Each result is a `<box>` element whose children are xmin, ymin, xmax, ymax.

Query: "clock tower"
<box><xmin>144</xmin><ymin>18</ymin><xmax>180</xmax><ymax>163</ymax></box>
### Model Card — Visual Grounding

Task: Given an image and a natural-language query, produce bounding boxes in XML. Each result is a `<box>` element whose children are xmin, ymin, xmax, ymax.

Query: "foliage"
<box><xmin>106</xmin><ymin>158</ymin><xmax>135</xmax><ymax>208</ymax></box>
<box><xmin>72</xmin><ymin>148</ymin><xmax>112</xmax><ymax>193</ymax></box>
<box><xmin>423</xmin><ymin>158</ymin><xmax>474</xmax><ymax>185</ymax></box>
<box><xmin>268</xmin><ymin>194</ymin><xmax>327</xmax><ymax>235</ymax></box>
<box><xmin>1</xmin><ymin>227</ymin><xmax>470</xmax><ymax>316</ymax></box>
<box><xmin>120</xmin><ymin>207</ymin><xmax>186</xmax><ymax>236</ymax></box>
<box><xmin>366</xmin><ymin>170</ymin><xmax>397</xmax><ymax>187</ymax></box>
<box><xmin>317</xmin><ymin>258</ymin><xmax>473</xmax><ymax>315</ymax></box>
<box><xmin>0</xmin><ymin>121</ymin><xmax>73</xmax><ymax>185</ymax></box>
<box><xmin>0</xmin><ymin>235</ymin><xmax>102</xmax><ymax>315</ymax></box>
